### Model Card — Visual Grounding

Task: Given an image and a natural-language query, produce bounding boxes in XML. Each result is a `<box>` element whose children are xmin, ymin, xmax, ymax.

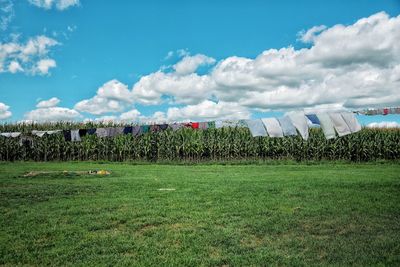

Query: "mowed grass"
<box><xmin>0</xmin><ymin>162</ymin><xmax>399</xmax><ymax>266</ymax></box>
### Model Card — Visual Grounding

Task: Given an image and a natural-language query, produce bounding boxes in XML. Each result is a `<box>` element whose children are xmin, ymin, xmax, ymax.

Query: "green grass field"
<box><xmin>1</xmin><ymin>162</ymin><xmax>399</xmax><ymax>266</ymax></box>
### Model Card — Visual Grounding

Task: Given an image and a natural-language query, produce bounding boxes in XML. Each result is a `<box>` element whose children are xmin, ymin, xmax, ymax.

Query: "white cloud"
<box><xmin>36</xmin><ymin>97</ymin><xmax>60</xmax><ymax>108</ymax></box>
<box><xmin>8</xmin><ymin>60</ymin><xmax>23</xmax><ymax>73</ymax></box>
<box><xmin>28</xmin><ymin>0</ymin><xmax>80</xmax><ymax>10</ymax></box>
<box><xmin>120</xmin><ymin>109</ymin><xmax>141</xmax><ymax>121</ymax></box>
<box><xmin>132</xmin><ymin>71</ymin><xmax>215</xmax><ymax>105</ymax></box>
<box><xmin>166</xmin><ymin>100</ymin><xmax>251</xmax><ymax>121</ymax></box>
<box><xmin>0</xmin><ymin>102</ymin><xmax>12</xmax><ymax>120</ymax></box>
<box><xmin>35</xmin><ymin>58</ymin><xmax>56</xmax><ymax>75</ymax></box>
<box><xmin>74</xmin><ymin>79</ymin><xmax>134</xmax><ymax>115</ymax></box>
<box><xmin>173</xmin><ymin>54</ymin><xmax>216</xmax><ymax>75</ymax></box>
<box><xmin>130</xmin><ymin>12</ymin><xmax>400</xmax><ymax>113</ymax></box>
<box><xmin>165</xmin><ymin>51</ymin><xmax>174</xmax><ymax>60</ymax></box>
<box><xmin>367</xmin><ymin>121</ymin><xmax>400</xmax><ymax>128</ymax></box>
<box><xmin>0</xmin><ymin>0</ymin><xmax>14</xmax><ymax>31</ymax></box>
<box><xmin>25</xmin><ymin>107</ymin><xmax>81</xmax><ymax>121</ymax></box>
<box><xmin>298</xmin><ymin>25</ymin><xmax>327</xmax><ymax>43</ymax></box>
<box><xmin>0</xmin><ymin>35</ymin><xmax>59</xmax><ymax>75</ymax></box>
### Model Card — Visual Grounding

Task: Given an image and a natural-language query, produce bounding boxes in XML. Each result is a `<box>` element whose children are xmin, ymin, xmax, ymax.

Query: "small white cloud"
<box><xmin>28</xmin><ymin>0</ymin><xmax>80</xmax><ymax>10</ymax></box>
<box><xmin>74</xmin><ymin>80</ymin><xmax>134</xmax><ymax>115</ymax></box>
<box><xmin>177</xmin><ymin>49</ymin><xmax>189</xmax><ymax>57</ymax></box>
<box><xmin>35</xmin><ymin>59</ymin><xmax>56</xmax><ymax>75</ymax></box>
<box><xmin>173</xmin><ymin>54</ymin><xmax>216</xmax><ymax>75</ymax></box>
<box><xmin>0</xmin><ymin>0</ymin><xmax>14</xmax><ymax>31</ymax></box>
<box><xmin>24</xmin><ymin>106</ymin><xmax>81</xmax><ymax>121</ymax></box>
<box><xmin>298</xmin><ymin>25</ymin><xmax>327</xmax><ymax>43</ymax></box>
<box><xmin>367</xmin><ymin>121</ymin><xmax>400</xmax><ymax>128</ymax></box>
<box><xmin>8</xmin><ymin>61</ymin><xmax>23</xmax><ymax>73</ymax></box>
<box><xmin>164</xmin><ymin>51</ymin><xmax>174</xmax><ymax>60</ymax></box>
<box><xmin>36</xmin><ymin>97</ymin><xmax>60</xmax><ymax>108</ymax></box>
<box><xmin>166</xmin><ymin>100</ymin><xmax>251</xmax><ymax>121</ymax></box>
<box><xmin>0</xmin><ymin>102</ymin><xmax>12</xmax><ymax>120</ymax></box>
<box><xmin>0</xmin><ymin>35</ymin><xmax>59</xmax><ymax>75</ymax></box>
<box><xmin>120</xmin><ymin>109</ymin><xmax>141</xmax><ymax>121</ymax></box>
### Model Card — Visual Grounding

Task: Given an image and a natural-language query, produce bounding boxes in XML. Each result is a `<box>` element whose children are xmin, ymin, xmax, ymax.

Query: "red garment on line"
<box><xmin>191</xmin><ymin>122</ymin><xmax>199</xmax><ymax>129</ymax></box>
<box><xmin>383</xmin><ymin>108</ymin><xmax>389</xmax><ymax>115</ymax></box>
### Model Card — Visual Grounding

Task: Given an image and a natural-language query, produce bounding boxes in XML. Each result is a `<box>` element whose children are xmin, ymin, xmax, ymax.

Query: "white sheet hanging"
<box><xmin>261</xmin><ymin>118</ymin><xmax>284</xmax><ymax>137</ymax></box>
<box><xmin>341</xmin><ymin>112</ymin><xmax>361</xmax><ymax>133</ymax></box>
<box><xmin>316</xmin><ymin>113</ymin><xmax>336</xmax><ymax>139</ymax></box>
<box><xmin>288</xmin><ymin>113</ymin><xmax>309</xmax><ymax>140</ymax></box>
<box><xmin>329</xmin><ymin>113</ymin><xmax>351</xmax><ymax>137</ymax></box>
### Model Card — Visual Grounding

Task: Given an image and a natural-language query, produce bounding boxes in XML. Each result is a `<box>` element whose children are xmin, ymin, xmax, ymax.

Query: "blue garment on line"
<box><xmin>245</xmin><ymin>119</ymin><xmax>268</xmax><ymax>137</ymax></box>
<box><xmin>306</xmin><ymin>114</ymin><xmax>320</xmax><ymax>125</ymax></box>
<box><xmin>277</xmin><ymin>116</ymin><xmax>298</xmax><ymax>136</ymax></box>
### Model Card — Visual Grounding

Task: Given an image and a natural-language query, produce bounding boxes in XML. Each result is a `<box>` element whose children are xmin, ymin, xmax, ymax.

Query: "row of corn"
<box><xmin>0</xmin><ymin>122</ymin><xmax>399</xmax><ymax>162</ymax></box>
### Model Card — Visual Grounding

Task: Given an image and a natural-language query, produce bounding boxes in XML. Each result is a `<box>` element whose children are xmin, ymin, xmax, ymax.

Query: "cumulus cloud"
<box><xmin>8</xmin><ymin>60</ymin><xmax>23</xmax><ymax>73</ymax></box>
<box><xmin>133</xmin><ymin>71</ymin><xmax>216</xmax><ymax>105</ymax></box>
<box><xmin>173</xmin><ymin>54</ymin><xmax>216</xmax><ymax>75</ymax></box>
<box><xmin>36</xmin><ymin>97</ymin><xmax>60</xmax><ymax>108</ymax></box>
<box><xmin>166</xmin><ymin>100</ymin><xmax>251</xmax><ymax>121</ymax></box>
<box><xmin>297</xmin><ymin>25</ymin><xmax>327</xmax><ymax>43</ymax></box>
<box><xmin>25</xmin><ymin>107</ymin><xmax>81</xmax><ymax>121</ymax></box>
<box><xmin>0</xmin><ymin>102</ymin><xmax>12</xmax><ymax>119</ymax></box>
<box><xmin>367</xmin><ymin>121</ymin><xmax>400</xmax><ymax>128</ymax></box>
<box><xmin>130</xmin><ymin>11</ymin><xmax>400</xmax><ymax>114</ymax></box>
<box><xmin>28</xmin><ymin>0</ymin><xmax>80</xmax><ymax>10</ymax></box>
<box><xmin>0</xmin><ymin>35</ymin><xmax>59</xmax><ymax>75</ymax></box>
<box><xmin>0</xmin><ymin>0</ymin><xmax>14</xmax><ymax>31</ymax></box>
<box><xmin>35</xmin><ymin>58</ymin><xmax>56</xmax><ymax>74</ymax></box>
<box><xmin>74</xmin><ymin>79</ymin><xmax>134</xmax><ymax>115</ymax></box>
<box><xmin>120</xmin><ymin>109</ymin><xmax>141</xmax><ymax>121</ymax></box>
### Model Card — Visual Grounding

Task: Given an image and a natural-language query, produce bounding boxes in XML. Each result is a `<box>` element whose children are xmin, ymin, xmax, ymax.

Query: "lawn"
<box><xmin>1</xmin><ymin>162</ymin><xmax>399</xmax><ymax>266</ymax></box>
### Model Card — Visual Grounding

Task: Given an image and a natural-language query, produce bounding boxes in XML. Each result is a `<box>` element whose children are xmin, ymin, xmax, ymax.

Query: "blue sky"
<box><xmin>0</xmin><ymin>0</ymin><xmax>399</xmax><ymax>126</ymax></box>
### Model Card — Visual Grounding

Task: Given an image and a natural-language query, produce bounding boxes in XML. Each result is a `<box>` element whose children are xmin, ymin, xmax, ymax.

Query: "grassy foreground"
<box><xmin>1</xmin><ymin>162</ymin><xmax>399</xmax><ymax>266</ymax></box>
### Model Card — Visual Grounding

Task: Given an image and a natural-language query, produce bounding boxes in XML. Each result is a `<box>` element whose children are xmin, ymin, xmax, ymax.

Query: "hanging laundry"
<box><xmin>288</xmin><ymin>113</ymin><xmax>309</xmax><ymax>140</ymax></box>
<box><xmin>0</xmin><ymin>132</ymin><xmax>21</xmax><ymax>138</ymax></box>
<box><xmin>79</xmin><ymin>129</ymin><xmax>88</xmax><ymax>138</ymax></box>
<box><xmin>96</xmin><ymin>128</ymin><xmax>109</xmax><ymax>138</ymax></box>
<box><xmin>32</xmin><ymin>130</ymin><xmax>61</xmax><ymax>137</ymax></box>
<box><xmin>237</xmin><ymin>120</ymin><xmax>248</xmax><ymax>128</ymax></box>
<box><xmin>316</xmin><ymin>113</ymin><xmax>336</xmax><ymax>139</ymax></box>
<box><xmin>63</xmin><ymin>130</ymin><xmax>72</xmax><ymax>141</ymax></box>
<box><xmin>245</xmin><ymin>119</ymin><xmax>268</xmax><ymax>137</ymax></box>
<box><xmin>191</xmin><ymin>122</ymin><xmax>199</xmax><ymax>129</ymax></box>
<box><xmin>150</xmin><ymin>125</ymin><xmax>161</xmax><ymax>133</ymax></box>
<box><xmin>87</xmin><ymin>128</ymin><xmax>97</xmax><ymax>135</ymax></box>
<box><xmin>383</xmin><ymin>108</ymin><xmax>389</xmax><ymax>115</ymax></box>
<box><xmin>198</xmin><ymin>122</ymin><xmax>208</xmax><ymax>130</ymax></box>
<box><xmin>277</xmin><ymin>117</ymin><xmax>297</xmax><ymax>136</ymax></box>
<box><xmin>71</xmin><ymin>129</ymin><xmax>81</xmax><ymax>142</ymax></box>
<box><xmin>222</xmin><ymin>120</ymin><xmax>239</xmax><ymax>128</ymax></box>
<box><xmin>207</xmin><ymin>121</ymin><xmax>216</xmax><ymax>129</ymax></box>
<box><xmin>141</xmin><ymin>125</ymin><xmax>150</xmax><ymax>134</ymax></box>
<box><xmin>123</xmin><ymin>126</ymin><xmax>133</xmax><ymax>135</ymax></box>
<box><xmin>215</xmin><ymin>121</ymin><xmax>223</xmax><ymax>128</ymax></box>
<box><xmin>169</xmin><ymin>123</ymin><xmax>183</xmax><ymax>131</ymax></box>
<box><xmin>340</xmin><ymin>112</ymin><xmax>361</xmax><ymax>133</ymax></box>
<box><xmin>109</xmin><ymin>127</ymin><xmax>124</xmax><ymax>137</ymax></box>
<box><xmin>19</xmin><ymin>136</ymin><xmax>34</xmax><ymax>148</ymax></box>
<box><xmin>261</xmin><ymin>118</ymin><xmax>284</xmax><ymax>137</ymax></box>
<box><xmin>159</xmin><ymin>124</ymin><xmax>169</xmax><ymax>131</ymax></box>
<box><xmin>305</xmin><ymin>114</ymin><xmax>320</xmax><ymax>125</ymax></box>
<box><xmin>329</xmin><ymin>113</ymin><xmax>351</xmax><ymax>137</ymax></box>
<box><xmin>132</xmin><ymin>125</ymin><xmax>142</xmax><ymax>136</ymax></box>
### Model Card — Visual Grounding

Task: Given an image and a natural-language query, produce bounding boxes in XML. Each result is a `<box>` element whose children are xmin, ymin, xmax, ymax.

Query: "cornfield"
<box><xmin>0</xmin><ymin>122</ymin><xmax>399</xmax><ymax>162</ymax></box>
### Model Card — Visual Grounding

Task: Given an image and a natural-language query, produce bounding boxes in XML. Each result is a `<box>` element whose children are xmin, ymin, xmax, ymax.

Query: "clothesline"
<box><xmin>351</xmin><ymin>106</ymin><xmax>400</xmax><ymax>116</ymax></box>
<box><xmin>1</xmin><ymin>111</ymin><xmax>362</xmax><ymax>143</ymax></box>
